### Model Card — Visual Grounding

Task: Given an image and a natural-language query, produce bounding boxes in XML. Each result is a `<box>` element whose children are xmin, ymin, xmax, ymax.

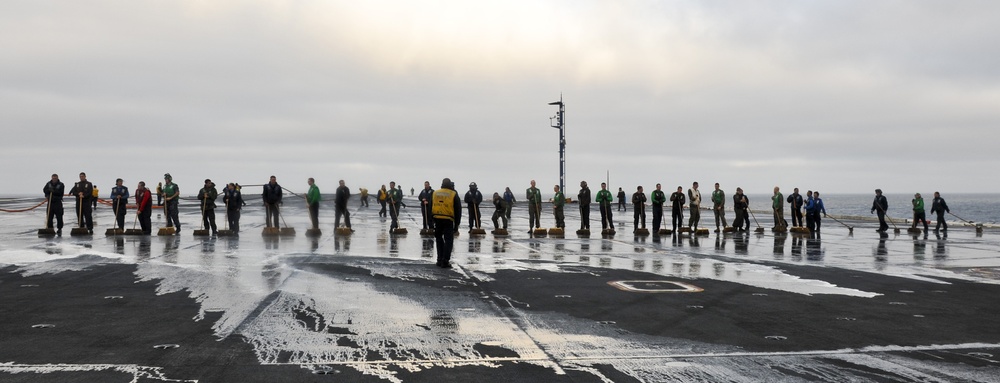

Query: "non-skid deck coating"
<box><xmin>1</xmin><ymin>197</ymin><xmax>999</xmax><ymax>382</ymax></box>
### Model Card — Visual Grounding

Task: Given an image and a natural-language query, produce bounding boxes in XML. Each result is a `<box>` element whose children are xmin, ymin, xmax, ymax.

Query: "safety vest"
<box><xmin>432</xmin><ymin>189</ymin><xmax>457</xmax><ymax>220</ymax></box>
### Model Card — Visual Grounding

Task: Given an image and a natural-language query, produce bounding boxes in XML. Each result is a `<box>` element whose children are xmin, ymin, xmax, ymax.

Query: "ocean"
<box><xmin>3</xmin><ymin>193</ymin><xmax>998</xmax><ymax>225</ymax></box>
<box><xmin>745</xmin><ymin>193</ymin><xmax>1000</xmax><ymax>224</ymax></box>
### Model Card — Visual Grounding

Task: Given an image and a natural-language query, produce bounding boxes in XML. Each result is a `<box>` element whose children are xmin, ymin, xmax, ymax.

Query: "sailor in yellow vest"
<box><xmin>377</xmin><ymin>185</ymin><xmax>388</xmax><ymax>217</ymax></box>
<box><xmin>431</xmin><ymin>178</ymin><xmax>462</xmax><ymax>268</ymax></box>
<box><xmin>92</xmin><ymin>184</ymin><xmax>99</xmax><ymax>210</ymax></box>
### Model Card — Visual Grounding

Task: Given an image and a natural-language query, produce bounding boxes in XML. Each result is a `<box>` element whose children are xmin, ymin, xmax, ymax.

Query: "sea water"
<box><xmin>746</xmin><ymin>193</ymin><xmax>999</xmax><ymax>224</ymax></box>
<box><xmin>4</xmin><ymin>193</ymin><xmax>998</xmax><ymax>224</ymax></box>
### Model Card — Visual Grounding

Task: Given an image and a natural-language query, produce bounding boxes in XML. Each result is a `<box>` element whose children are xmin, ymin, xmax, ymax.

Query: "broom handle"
<box><xmin>78</xmin><ymin>194</ymin><xmax>83</xmax><ymax>227</ymax></box>
<box><xmin>420</xmin><ymin>201</ymin><xmax>430</xmax><ymax>226</ymax></box>
<box><xmin>112</xmin><ymin>195</ymin><xmax>119</xmax><ymax>229</ymax></box>
<box><xmin>473</xmin><ymin>201</ymin><xmax>480</xmax><ymax>228</ymax></box>
<box><xmin>392</xmin><ymin>197</ymin><xmax>400</xmax><ymax>226</ymax></box>
<box><xmin>876</xmin><ymin>204</ymin><xmax>898</xmax><ymax>229</ymax></box>
<box><xmin>747</xmin><ymin>205</ymin><xmax>762</xmax><ymax>229</ymax></box>
<box><xmin>278</xmin><ymin>203</ymin><xmax>289</xmax><ymax>228</ymax></box>
<box><xmin>948</xmin><ymin>211</ymin><xmax>973</xmax><ymax>224</ymax></box>
<box><xmin>662</xmin><ymin>206</ymin><xmax>667</xmax><ymax>230</ymax></box>
<box><xmin>265</xmin><ymin>202</ymin><xmax>271</xmax><ymax>227</ymax></box>
<box><xmin>825</xmin><ymin>212</ymin><xmax>852</xmax><ymax>229</ymax></box>
<box><xmin>605</xmin><ymin>202</ymin><xmax>612</xmax><ymax>229</ymax></box>
<box><xmin>131</xmin><ymin>197</ymin><xmax>139</xmax><ymax>230</ymax></box>
<box><xmin>44</xmin><ymin>192</ymin><xmax>52</xmax><ymax>226</ymax></box>
<box><xmin>199</xmin><ymin>194</ymin><xmax>206</xmax><ymax>230</ymax></box>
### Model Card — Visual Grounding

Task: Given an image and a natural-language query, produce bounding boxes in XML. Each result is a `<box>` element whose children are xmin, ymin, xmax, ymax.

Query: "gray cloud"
<box><xmin>2</xmin><ymin>1</ymin><xmax>998</xmax><ymax>198</ymax></box>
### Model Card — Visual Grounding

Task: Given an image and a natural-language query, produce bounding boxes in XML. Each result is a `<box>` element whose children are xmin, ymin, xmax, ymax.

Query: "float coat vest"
<box><xmin>432</xmin><ymin>189</ymin><xmax>458</xmax><ymax>221</ymax></box>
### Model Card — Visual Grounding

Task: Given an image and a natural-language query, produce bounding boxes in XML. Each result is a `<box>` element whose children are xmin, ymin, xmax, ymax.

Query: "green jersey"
<box><xmin>712</xmin><ymin>189</ymin><xmax>725</xmax><ymax>205</ymax></box>
<box><xmin>596</xmin><ymin>189</ymin><xmax>614</xmax><ymax>205</ymax></box>
<box><xmin>307</xmin><ymin>184</ymin><xmax>321</xmax><ymax>205</ymax></box>
<box><xmin>651</xmin><ymin>190</ymin><xmax>666</xmax><ymax>205</ymax></box>
<box><xmin>526</xmin><ymin>187</ymin><xmax>541</xmax><ymax>204</ymax></box>
<box><xmin>163</xmin><ymin>182</ymin><xmax>179</xmax><ymax>202</ymax></box>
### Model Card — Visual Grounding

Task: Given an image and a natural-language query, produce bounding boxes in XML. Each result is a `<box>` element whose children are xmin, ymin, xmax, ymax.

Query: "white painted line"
<box><xmin>608</xmin><ymin>280</ymin><xmax>703</xmax><ymax>293</ymax></box>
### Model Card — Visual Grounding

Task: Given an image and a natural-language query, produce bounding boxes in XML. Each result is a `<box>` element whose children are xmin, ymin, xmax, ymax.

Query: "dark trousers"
<box><xmin>689</xmin><ymin>205</ymin><xmax>700</xmax><ymax>229</ymax></box>
<box><xmin>618</xmin><ymin>199</ymin><xmax>625</xmax><ymax>211</ymax></box>
<box><xmin>876</xmin><ymin>211</ymin><xmax>888</xmax><ymax>231</ymax></box>
<box><xmin>492</xmin><ymin>209</ymin><xmax>507</xmax><ymax>229</ymax></box>
<box><xmin>652</xmin><ymin>204</ymin><xmax>663</xmax><ymax>232</ymax></box>
<box><xmin>165</xmin><ymin>200</ymin><xmax>180</xmax><ymax>230</ymax></box>
<box><xmin>265</xmin><ymin>203</ymin><xmax>279</xmax><ymax>227</ymax></box>
<box><xmin>227</xmin><ymin>209</ymin><xmax>240</xmax><ymax>233</ymax></box>
<box><xmin>202</xmin><ymin>208</ymin><xmax>217</xmax><ymax>232</ymax></box>
<box><xmin>913</xmin><ymin>211</ymin><xmax>928</xmax><ymax>231</ymax></box>
<box><xmin>554</xmin><ymin>206</ymin><xmax>565</xmax><ymax>228</ymax></box>
<box><xmin>633</xmin><ymin>205</ymin><xmax>645</xmax><ymax>229</ymax></box>
<box><xmin>389</xmin><ymin>203</ymin><xmax>399</xmax><ymax>229</ymax></box>
<box><xmin>528</xmin><ymin>203</ymin><xmax>541</xmax><ymax>229</ymax></box>
<box><xmin>433</xmin><ymin>218</ymin><xmax>455</xmax><ymax>266</ymax></box>
<box><xmin>806</xmin><ymin>211</ymin><xmax>815</xmax><ymax>232</ymax></box>
<box><xmin>814</xmin><ymin>212</ymin><xmax>822</xmax><ymax>231</ymax></box>
<box><xmin>791</xmin><ymin>208</ymin><xmax>803</xmax><ymax>227</ymax></box>
<box><xmin>47</xmin><ymin>204</ymin><xmax>64</xmax><ymax>230</ymax></box>
<box><xmin>505</xmin><ymin>202</ymin><xmax>512</xmax><ymax>220</ymax></box>
<box><xmin>113</xmin><ymin>200</ymin><xmax>127</xmax><ymax>230</ymax></box>
<box><xmin>580</xmin><ymin>203</ymin><xmax>590</xmax><ymax>230</ymax></box>
<box><xmin>139</xmin><ymin>209</ymin><xmax>152</xmax><ymax>234</ymax></box>
<box><xmin>79</xmin><ymin>200</ymin><xmax>93</xmax><ymax>230</ymax></box>
<box><xmin>361</xmin><ymin>197</ymin><xmax>369</xmax><ymax>207</ymax></box>
<box><xmin>671</xmin><ymin>207</ymin><xmax>683</xmax><ymax>231</ymax></box>
<box><xmin>468</xmin><ymin>205</ymin><xmax>481</xmax><ymax>229</ymax></box>
<box><xmin>420</xmin><ymin>204</ymin><xmax>434</xmax><ymax>229</ymax></box>
<box><xmin>773</xmin><ymin>207</ymin><xmax>786</xmax><ymax>229</ymax></box>
<box><xmin>935</xmin><ymin>212</ymin><xmax>947</xmax><ymax>231</ymax></box>
<box><xmin>733</xmin><ymin>209</ymin><xmax>748</xmax><ymax>231</ymax></box>
<box><xmin>714</xmin><ymin>205</ymin><xmax>727</xmax><ymax>229</ymax></box>
<box><xmin>309</xmin><ymin>203</ymin><xmax>320</xmax><ymax>229</ymax></box>
<box><xmin>335</xmin><ymin>206</ymin><xmax>350</xmax><ymax>228</ymax></box>
<box><xmin>599</xmin><ymin>203</ymin><xmax>613</xmax><ymax>229</ymax></box>
<box><xmin>379</xmin><ymin>200</ymin><xmax>387</xmax><ymax>217</ymax></box>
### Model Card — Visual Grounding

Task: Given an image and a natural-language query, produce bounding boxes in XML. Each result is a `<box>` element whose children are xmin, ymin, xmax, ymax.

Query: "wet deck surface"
<box><xmin>2</xmin><ymin>198</ymin><xmax>999</xmax><ymax>382</ymax></box>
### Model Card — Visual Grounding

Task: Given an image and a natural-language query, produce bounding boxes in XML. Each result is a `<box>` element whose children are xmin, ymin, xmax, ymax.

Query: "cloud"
<box><xmin>1</xmin><ymin>1</ymin><xmax>998</xmax><ymax>197</ymax></box>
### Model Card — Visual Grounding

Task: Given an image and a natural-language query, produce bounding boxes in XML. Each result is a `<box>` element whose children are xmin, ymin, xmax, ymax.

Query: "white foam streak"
<box><xmin>0</xmin><ymin>362</ymin><xmax>198</xmax><ymax>382</ymax></box>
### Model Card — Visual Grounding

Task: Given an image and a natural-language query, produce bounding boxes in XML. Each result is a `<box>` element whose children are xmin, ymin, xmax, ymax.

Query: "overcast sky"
<box><xmin>2</xmin><ymin>1</ymin><xmax>998</xmax><ymax>198</ymax></box>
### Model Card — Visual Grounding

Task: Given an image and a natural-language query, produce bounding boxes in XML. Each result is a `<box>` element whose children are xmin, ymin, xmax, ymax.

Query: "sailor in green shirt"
<box><xmin>388</xmin><ymin>181</ymin><xmax>402</xmax><ymax>230</ymax></box>
<box><xmin>552</xmin><ymin>185</ymin><xmax>565</xmax><ymax>229</ymax></box>
<box><xmin>911</xmin><ymin>193</ymin><xmax>928</xmax><ymax>232</ymax></box>
<box><xmin>712</xmin><ymin>183</ymin><xmax>726</xmax><ymax>232</ymax></box>
<box><xmin>162</xmin><ymin>173</ymin><xmax>181</xmax><ymax>234</ymax></box>
<box><xmin>595</xmin><ymin>182</ymin><xmax>614</xmax><ymax>230</ymax></box>
<box><xmin>651</xmin><ymin>184</ymin><xmax>666</xmax><ymax>232</ymax></box>
<box><xmin>526</xmin><ymin>180</ymin><xmax>542</xmax><ymax>231</ymax></box>
<box><xmin>772</xmin><ymin>186</ymin><xmax>787</xmax><ymax>230</ymax></box>
<box><xmin>307</xmin><ymin>178</ymin><xmax>321</xmax><ymax>230</ymax></box>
